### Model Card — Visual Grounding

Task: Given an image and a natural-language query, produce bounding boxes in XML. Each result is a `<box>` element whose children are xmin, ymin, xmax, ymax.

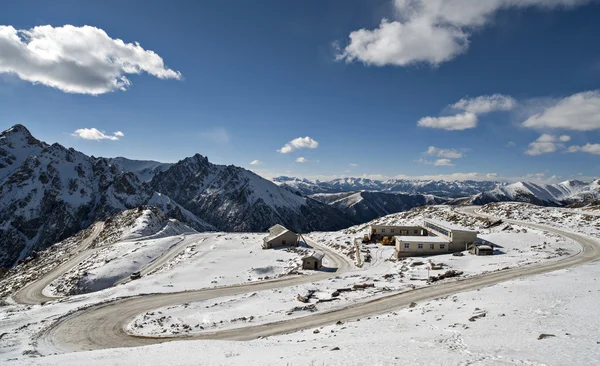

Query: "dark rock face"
<box><xmin>150</xmin><ymin>154</ymin><xmax>353</xmax><ymax>232</ymax></box>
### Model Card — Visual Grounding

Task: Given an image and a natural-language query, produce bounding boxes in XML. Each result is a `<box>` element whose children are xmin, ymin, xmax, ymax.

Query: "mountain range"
<box><xmin>1</xmin><ymin>124</ymin><xmax>598</xmax><ymax>268</ymax></box>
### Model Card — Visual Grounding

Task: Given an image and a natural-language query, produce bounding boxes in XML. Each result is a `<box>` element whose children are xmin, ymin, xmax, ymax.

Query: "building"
<box><xmin>423</xmin><ymin>218</ymin><xmax>478</xmax><ymax>249</ymax></box>
<box><xmin>368</xmin><ymin>225</ymin><xmax>426</xmax><ymax>241</ymax></box>
<box><xmin>394</xmin><ymin>235</ymin><xmax>450</xmax><ymax>258</ymax></box>
<box><xmin>302</xmin><ymin>252</ymin><xmax>324</xmax><ymax>270</ymax></box>
<box><xmin>472</xmin><ymin>244</ymin><xmax>494</xmax><ymax>256</ymax></box>
<box><xmin>393</xmin><ymin>218</ymin><xmax>478</xmax><ymax>258</ymax></box>
<box><xmin>262</xmin><ymin>224</ymin><xmax>298</xmax><ymax>249</ymax></box>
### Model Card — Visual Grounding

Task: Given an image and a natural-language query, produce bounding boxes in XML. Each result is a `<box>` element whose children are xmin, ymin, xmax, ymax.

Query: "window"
<box><xmin>430</xmin><ymin>244</ymin><xmax>434</xmax><ymax>249</ymax></box>
<box><xmin>418</xmin><ymin>244</ymin><xmax>423</xmax><ymax>249</ymax></box>
<box><xmin>282</xmin><ymin>240</ymin><xmax>286</xmax><ymax>245</ymax></box>
<box><xmin>381</xmin><ymin>229</ymin><xmax>386</xmax><ymax>233</ymax></box>
<box><xmin>390</xmin><ymin>229</ymin><xmax>395</xmax><ymax>233</ymax></box>
<box><xmin>404</xmin><ymin>243</ymin><xmax>410</xmax><ymax>249</ymax></box>
<box><xmin>414</xmin><ymin>230</ymin><xmax>418</xmax><ymax>234</ymax></box>
<box><xmin>440</xmin><ymin>244</ymin><xmax>445</xmax><ymax>249</ymax></box>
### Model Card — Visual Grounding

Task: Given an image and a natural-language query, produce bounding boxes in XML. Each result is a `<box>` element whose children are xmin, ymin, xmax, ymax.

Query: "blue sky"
<box><xmin>1</xmin><ymin>0</ymin><xmax>599</xmax><ymax>182</ymax></box>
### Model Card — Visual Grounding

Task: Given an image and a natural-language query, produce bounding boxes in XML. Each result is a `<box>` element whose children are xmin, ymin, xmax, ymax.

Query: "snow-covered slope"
<box><xmin>311</xmin><ymin>191</ymin><xmax>448</xmax><ymax>223</ymax></box>
<box><xmin>151</xmin><ymin>154</ymin><xmax>354</xmax><ymax>232</ymax></box>
<box><xmin>470</xmin><ymin>180</ymin><xmax>600</xmax><ymax>206</ymax></box>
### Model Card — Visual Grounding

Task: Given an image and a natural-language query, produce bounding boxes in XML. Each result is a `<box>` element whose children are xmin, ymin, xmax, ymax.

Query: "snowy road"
<box><xmin>36</xmin><ymin>210</ymin><xmax>600</xmax><ymax>354</ymax></box>
<box><xmin>37</xmin><ymin>236</ymin><xmax>351</xmax><ymax>353</ymax></box>
<box><xmin>12</xmin><ymin>222</ymin><xmax>105</xmax><ymax>305</ymax></box>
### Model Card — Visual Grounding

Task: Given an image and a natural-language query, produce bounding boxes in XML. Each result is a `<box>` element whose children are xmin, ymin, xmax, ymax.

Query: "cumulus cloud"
<box><xmin>296</xmin><ymin>157</ymin><xmax>308</xmax><ymax>163</ymax></box>
<box><xmin>336</xmin><ymin>0</ymin><xmax>591</xmax><ymax>67</ymax></box>
<box><xmin>277</xmin><ymin>136</ymin><xmax>319</xmax><ymax>154</ymax></box>
<box><xmin>451</xmin><ymin>94</ymin><xmax>516</xmax><ymax>114</ymax></box>
<box><xmin>418</xmin><ymin>94</ymin><xmax>517</xmax><ymax>130</ymax></box>
<box><xmin>250</xmin><ymin>160</ymin><xmax>263</xmax><ymax>165</ymax></box>
<box><xmin>426</xmin><ymin>146</ymin><xmax>464</xmax><ymax>159</ymax></box>
<box><xmin>417</xmin><ymin>112</ymin><xmax>477</xmax><ymax>130</ymax></box>
<box><xmin>567</xmin><ymin>143</ymin><xmax>600</xmax><ymax>154</ymax></box>
<box><xmin>522</xmin><ymin>90</ymin><xmax>600</xmax><ymax>131</ymax></box>
<box><xmin>0</xmin><ymin>24</ymin><xmax>181</xmax><ymax>95</ymax></box>
<box><xmin>524</xmin><ymin>134</ymin><xmax>570</xmax><ymax>156</ymax></box>
<box><xmin>71</xmin><ymin>128</ymin><xmax>123</xmax><ymax>141</ymax></box>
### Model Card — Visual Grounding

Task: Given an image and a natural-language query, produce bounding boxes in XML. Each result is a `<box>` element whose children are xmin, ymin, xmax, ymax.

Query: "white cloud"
<box><xmin>567</xmin><ymin>143</ymin><xmax>600</xmax><ymax>154</ymax></box>
<box><xmin>296</xmin><ymin>157</ymin><xmax>308</xmax><ymax>163</ymax></box>
<box><xmin>349</xmin><ymin>163</ymin><xmax>359</xmax><ymax>167</ymax></box>
<box><xmin>417</xmin><ymin>112</ymin><xmax>477</xmax><ymax>130</ymax></box>
<box><xmin>559</xmin><ymin>135</ymin><xmax>571</xmax><ymax>142</ymax></box>
<box><xmin>451</xmin><ymin>94</ymin><xmax>516</xmax><ymax>114</ymax></box>
<box><xmin>71</xmin><ymin>128</ymin><xmax>123</xmax><ymax>141</ymax></box>
<box><xmin>336</xmin><ymin>0</ymin><xmax>591</xmax><ymax>67</ymax></box>
<box><xmin>522</xmin><ymin>90</ymin><xmax>600</xmax><ymax>131</ymax></box>
<box><xmin>200</xmin><ymin>128</ymin><xmax>229</xmax><ymax>144</ymax></box>
<box><xmin>418</xmin><ymin>94</ymin><xmax>517</xmax><ymax>130</ymax></box>
<box><xmin>277</xmin><ymin>136</ymin><xmax>319</xmax><ymax>154</ymax></box>
<box><xmin>506</xmin><ymin>141</ymin><xmax>516</xmax><ymax>147</ymax></box>
<box><xmin>426</xmin><ymin>146</ymin><xmax>464</xmax><ymax>159</ymax></box>
<box><xmin>250</xmin><ymin>160</ymin><xmax>263</xmax><ymax>165</ymax></box>
<box><xmin>434</xmin><ymin>158</ymin><xmax>454</xmax><ymax>166</ymax></box>
<box><xmin>0</xmin><ymin>25</ymin><xmax>181</xmax><ymax>95</ymax></box>
<box><xmin>524</xmin><ymin>134</ymin><xmax>570</xmax><ymax>156</ymax></box>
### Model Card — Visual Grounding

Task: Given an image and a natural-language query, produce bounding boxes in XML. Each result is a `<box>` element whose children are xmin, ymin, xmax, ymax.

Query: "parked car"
<box><xmin>130</xmin><ymin>271</ymin><xmax>141</xmax><ymax>280</ymax></box>
<box><xmin>452</xmin><ymin>252</ymin><xmax>465</xmax><ymax>257</ymax></box>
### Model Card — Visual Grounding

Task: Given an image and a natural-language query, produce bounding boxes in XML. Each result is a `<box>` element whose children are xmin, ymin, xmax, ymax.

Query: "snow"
<box><xmin>5</xmin><ymin>261</ymin><xmax>600</xmax><ymax>365</ymax></box>
<box><xmin>424</xmin><ymin>217</ymin><xmax>477</xmax><ymax>232</ymax></box>
<box><xmin>0</xmin><ymin>204</ymin><xmax>598</xmax><ymax>365</ymax></box>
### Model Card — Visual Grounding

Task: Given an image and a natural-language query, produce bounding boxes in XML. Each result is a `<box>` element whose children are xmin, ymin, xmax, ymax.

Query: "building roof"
<box><xmin>424</xmin><ymin>218</ymin><xmax>477</xmax><ymax>233</ymax></box>
<box><xmin>477</xmin><ymin>245</ymin><xmax>493</xmax><ymax>250</ymax></box>
<box><xmin>303</xmin><ymin>252</ymin><xmax>324</xmax><ymax>261</ymax></box>
<box><xmin>264</xmin><ymin>224</ymin><xmax>293</xmax><ymax>243</ymax></box>
<box><xmin>394</xmin><ymin>235</ymin><xmax>449</xmax><ymax>243</ymax></box>
<box><xmin>268</xmin><ymin>224</ymin><xmax>288</xmax><ymax>236</ymax></box>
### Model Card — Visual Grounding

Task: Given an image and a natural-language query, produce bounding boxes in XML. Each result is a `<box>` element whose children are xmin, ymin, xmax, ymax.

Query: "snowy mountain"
<box><xmin>150</xmin><ymin>154</ymin><xmax>354</xmax><ymax>232</ymax></box>
<box><xmin>310</xmin><ymin>191</ymin><xmax>448</xmax><ymax>223</ymax></box>
<box><xmin>0</xmin><ymin>125</ymin><xmax>209</xmax><ymax>268</ymax></box>
<box><xmin>275</xmin><ymin>176</ymin><xmax>501</xmax><ymax>197</ymax></box>
<box><xmin>107</xmin><ymin>157</ymin><xmax>172</xmax><ymax>182</ymax></box>
<box><xmin>469</xmin><ymin>180</ymin><xmax>600</xmax><ymax>206</ymax></box>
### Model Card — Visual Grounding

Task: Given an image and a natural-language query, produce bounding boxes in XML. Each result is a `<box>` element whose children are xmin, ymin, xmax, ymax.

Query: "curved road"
<box><xmin>13</xmin><ymin>222</ymin><xmax>105</xmax><ymax>305</ymax></box>
<box><xmin>38</xmin><ymin>210</ymin><xmax>600</xmax><ymax>354</ymax></box>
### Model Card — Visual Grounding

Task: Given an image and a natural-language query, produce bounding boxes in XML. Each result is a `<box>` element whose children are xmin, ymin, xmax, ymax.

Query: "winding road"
<box><xmin>13</xmin><ymin>222</ymin><xmax>105</xmax><ymax>305</ymax></box>
<box><xmin>37</xmin><ymin>207</ymin><xmax>600</xmax><ymax>354</ymax></box>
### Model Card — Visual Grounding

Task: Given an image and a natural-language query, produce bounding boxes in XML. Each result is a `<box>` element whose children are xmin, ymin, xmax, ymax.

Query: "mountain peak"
<box><xmin>1</xmin><ymin>124</ymin><xmax>45</xmax><ymax>149</ymax></box>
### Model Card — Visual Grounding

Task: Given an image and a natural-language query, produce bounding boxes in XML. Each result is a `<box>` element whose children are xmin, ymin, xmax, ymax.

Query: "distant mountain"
<box><xmin>466</xmin><ymin>180</ymin><xmax>600</xmax><ymax>207</ymax></box>
<box><xmin>150</xmin><ymin>154</ymin><xmax>354</xmax><ymax>232</ymax></box>
<box><xmin>275</xmin><ymin>176</ymin><xmax>501</xmax><ymax>197</ymax></box>
<box><xmin>310</xmin><ymin>191</ymin><xmax>448</xmax><ymax>223</ymax></box>
<box><xmin>107</xmin><ymin>157</ymin><xmax>172</xmax><ymax>182</ymax></box>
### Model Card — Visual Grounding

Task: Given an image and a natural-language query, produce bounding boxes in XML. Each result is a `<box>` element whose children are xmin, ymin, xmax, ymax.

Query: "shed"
<box><xmin>474</xmin><ymin>245</ymin><xmax>494</xmax><ymax>256</ymax></box>
<box><xmin>302</xmin><ymin>252</ymin><xmax>324</xmax><ymax>270</ymax></box>
<box><xmin>262</xmin><ymin>224</ymin><xmax>298</xmax><ymax>249</ymax></box>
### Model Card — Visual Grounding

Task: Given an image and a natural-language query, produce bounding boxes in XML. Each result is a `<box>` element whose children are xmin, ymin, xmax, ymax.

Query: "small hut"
<box><xmin>474</xmin><ymin>245</ymin><xmax>494</xmax><ymax>256</ymax></box>
<box><xmin>302</xmin><ymin>252</ymin><xmax>324</xmax><ymax>270</ymax></box>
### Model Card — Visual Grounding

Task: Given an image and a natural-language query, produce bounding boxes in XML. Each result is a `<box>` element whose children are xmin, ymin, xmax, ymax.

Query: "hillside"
<box><xmin>311</xmin><ymin>191</ymin><xmax>447</xmax><ymax>223</ymax></box>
